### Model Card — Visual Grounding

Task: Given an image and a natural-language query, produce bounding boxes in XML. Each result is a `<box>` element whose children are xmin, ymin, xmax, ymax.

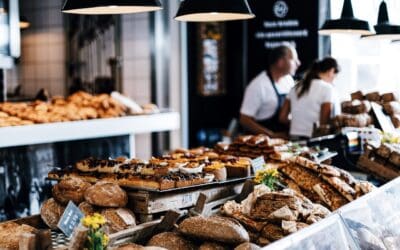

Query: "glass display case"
<box><xmin>264</xmin><ymin>178</ymin><xmax>400</xmax><ymax>250</ymax></box>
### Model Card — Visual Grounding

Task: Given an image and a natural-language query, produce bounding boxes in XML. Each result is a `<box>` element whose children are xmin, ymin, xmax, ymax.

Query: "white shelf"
<box><xmin>0</xmin><ymin>112</ymin><xmax>180</xmax><ymax>148</ymax></box>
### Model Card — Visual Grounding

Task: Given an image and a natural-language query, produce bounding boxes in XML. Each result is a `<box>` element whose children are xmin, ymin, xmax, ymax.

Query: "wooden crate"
<box><xmin>128</xmin><ymin>181</ymin><xmax>244</xmax><ymax>215</ymax></box>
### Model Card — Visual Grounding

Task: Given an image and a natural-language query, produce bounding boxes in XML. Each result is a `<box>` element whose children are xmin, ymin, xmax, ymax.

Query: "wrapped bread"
<box><xmin>101</xmin><ymin>208</ymin><xmax>136</xmax><ymax>233</ymax></box>
<box><xmin>84</xmin><ymin>181</ymin><xmax>127</xmax><ymax>207</ymax></box>
<box><xmin>179</xmin><ymin>216</ymin><xmax>250</xmax><ymax>244</ymax></box>
<box><xmin>0</xmin><ymin>223</ymin><xmax>37</xmax><ymax>250</ymax></box>
<box><xmin>40</xmin><ymin>198</ymin><xmax>65</xmax><ymax>229</ymax></box>
<box><xmin>52</xmin><ymin>177</ymin><xmax>91</xmax><ymax>205</ymax></box>
<box><xmin>147</xmin><ymin>232</ymin><xmax>196</xmax><ymax>250</ymax></box>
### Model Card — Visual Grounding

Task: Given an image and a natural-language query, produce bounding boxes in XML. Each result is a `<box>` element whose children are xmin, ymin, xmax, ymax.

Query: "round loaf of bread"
<box><xmin>40</xmin><ymin>198</ymin><xmax>65</xmax><ymax>230</ymax></box>
<box><xmin>52</xmin><ymin>177</ymin><xmax>91</xmax><ymax>205</ymax></box>
<box><xmin>179</xmin><ymin>216</ymin><xmax>249</xmax><ymax>245</ymax></box>
<box><xmin>78</xmin><ymin>201</ymin><xmax>97</xmax><ymax>216</ymax></box>
<box><xmin>147</xmin><ymin>232</ymin><xmax>196</xmax><ymax>250</ymax></box>
<box><xmin>84</xmin><ymin>181</ymin><xmax>128</xmax><ymax>207</ymax></box>
<box><xmin>101</xmin><ymin>208</ymin><xmax>136</xmax><ymax>233</ymax></box>
<box><xmin>234</xmin><ymin>243</ymin><xmax>261</xmax><ymax>250</ymax></box>
<box><xmin>199</xmin><ymin>242</ymin><xmax>227</xmax><ymax>250</ymax></box>
<box><xmin>115</xmin><ymin>243</ymin><xmax>167</xmax><ymax>250</ymax></box>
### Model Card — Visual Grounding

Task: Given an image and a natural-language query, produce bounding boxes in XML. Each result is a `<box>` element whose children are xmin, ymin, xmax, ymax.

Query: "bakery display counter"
<box><xmin>265</xmin><ymin>177</ymin><xmax>400</xmax><ymax>250</ymax></box>
<box><xmin>0</xmin><ymin>111</ymin><xmax>180</xmax><ymax>156</ymax></box>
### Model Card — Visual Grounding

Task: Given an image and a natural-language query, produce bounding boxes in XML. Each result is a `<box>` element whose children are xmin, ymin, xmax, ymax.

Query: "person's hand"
<box><xmin>272</xmin><ymin>132</ymin><xmax>289</xmax><ymax>140</ymax></box>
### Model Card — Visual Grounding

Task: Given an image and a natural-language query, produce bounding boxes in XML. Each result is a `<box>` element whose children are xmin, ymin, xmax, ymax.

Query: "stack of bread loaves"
<box><xmin>40</xmin><ymin>178</ymin><xmax>137</xmax><ymax>234</ymax></box>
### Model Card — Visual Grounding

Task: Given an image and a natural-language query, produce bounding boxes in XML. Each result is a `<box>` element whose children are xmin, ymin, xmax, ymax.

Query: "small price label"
<box><xmin>57</xmin><ymin>201</ymin><xmax>84</xmax><ymax>238</ymax></box>
<box><xmin>251</xmin><ymin>156</ymin><xmax>265</xmax><ymax>173</ymax></box>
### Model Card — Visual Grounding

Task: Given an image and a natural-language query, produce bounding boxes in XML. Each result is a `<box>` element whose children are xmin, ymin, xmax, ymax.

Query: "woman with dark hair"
<box><xmin>279</xmin><ymin>57</ymin><xmax>340</xmax><ymax>139</ymax></box>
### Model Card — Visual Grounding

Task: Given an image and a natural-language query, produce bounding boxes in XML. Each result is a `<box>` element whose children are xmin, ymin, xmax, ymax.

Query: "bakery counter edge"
<box><xmin>0</xmin><ymin>111</ymin><xmax>180</xmax><ymax>148</ymax></box>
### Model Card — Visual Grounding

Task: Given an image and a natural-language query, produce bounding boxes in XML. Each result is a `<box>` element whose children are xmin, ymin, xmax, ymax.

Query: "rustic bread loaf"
<box><xmin>179</xmin><ymin>216</ymin><xmax>250</xmax><ymax>245</ymax></box>
<box><xmin>40</xmin><ymin>198</ymin><xmax>65</xmax><ymax>229</ymax></box>
<box><xmin>101</xmin><ymin>208</ymin><xmax>136</xmax><ymax>233</ymax></box>
<box><xmin>235</xmin><ymin>243</ymin><xmax>261</xmax><ymax>250</ymax></box>
<box><xmin>52</xmin><ymin>177</ymin><xmax>91</xmax><ymax>205</ymax></box>
<box><xmin>199</xmin><ymin>242</ymin><xmax>227</xmax><ymax>250</ymax></box>
<box><xmin>0</xmin><ymin>222</ymin><xmax>37</xmax><ymax>250</ymax></box>
<box><xmin>84</xmin><ymin>181</ymin><xmax>128</xmax><ymax>207</ymax></box>
<box><xmin>147</xmin><ymin>232</ymin><xmax>196</xmax><ymax>250</ymax></box>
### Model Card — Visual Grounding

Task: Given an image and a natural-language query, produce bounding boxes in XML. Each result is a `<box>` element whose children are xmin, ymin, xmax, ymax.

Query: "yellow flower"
<box><xmin>102</xmin><ymin>234</ymin><xmax>109</xmax><ymax>247</ymax></box>
<box><xmin>81</xmin><ymin>214</ymin><xmax>107</xmax><ymax>229</ymax></box>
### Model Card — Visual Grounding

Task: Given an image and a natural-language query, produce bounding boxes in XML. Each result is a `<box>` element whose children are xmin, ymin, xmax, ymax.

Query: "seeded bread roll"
<box><xmin>179</xmin><ymin>216</ymin><xmax>250</xmax><ymax>245</ymax></box>
<box><xmin>101</xmin><ymin>208</ymin><xmax>136</xmax><ymax>233</ymax></box>
<box><xmin>147</xmin><ymin>232</ymin><xmax>196</xmax><ymax>250</ymax></box>
<box><xmin>40</xmin><ymin>198</ymin><xmax>65</xmax><ymax>230</ymax></box>
<box><xmin>52</xmin><ymin>177</ymin><xmax>91</xmax><ymax>205</ymax></box>
<box><xmin>84</xmin><ymin>181</ymin><xmax>128</xmax><ymax>207</ymax></box>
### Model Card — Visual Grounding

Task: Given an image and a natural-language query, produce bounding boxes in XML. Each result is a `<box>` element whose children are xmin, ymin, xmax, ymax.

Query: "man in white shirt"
<box><xmin>240</xmin><ymin>44</ymin><xmax>300</xmax><ymax>138</ymax></box>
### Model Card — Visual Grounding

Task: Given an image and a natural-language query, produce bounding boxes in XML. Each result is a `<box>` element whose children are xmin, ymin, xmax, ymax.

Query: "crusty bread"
<box><xmin>40</xmin><ymin>198</ymin><xmax>65</xmax><ymax>229</ymax></box>
<box><xmin>0</xmin><ymin>222</ymin><xmax>37</xmax><ymax>250</ymax></box>
<box><xmin>101</xmin><ymin>208</ymin><xmax>136</xmax><ymax>233</ymax></box>
<box><xmin>52</xmin><ymin>177</ymin><xmax>91</xmax><ymax>205</ymax></box>
<box><xmin>179</xmin><ymin>216</ymin><xmax>249</xmax><ymax>245</ymax></box>
<box><xmin>78</xmin><ymin>201</ymin><xmax>97</xmax><ymax>216</ymax></box>
<box><xmin>147</xmin><ymin>232</ymin><xmax>196</xmax><ymax>250</ymax></box>
<box><xmin>235</xmin><ymin>243</ymin><xmax>261</xmax><ymax>250</ymax></box>
<box><xmin>199</xmin><ymin>242</ymin><xmax>227</xmax><ymax>250</ymax></box>
<box><xmin>84</xmin><ymin>181</ymin><xmax>128</xmax><ymax>207</ymax></box>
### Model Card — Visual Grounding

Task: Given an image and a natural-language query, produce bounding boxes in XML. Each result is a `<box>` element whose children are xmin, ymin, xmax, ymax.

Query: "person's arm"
<box><xmin>240</xmin><ymin>114</ymin><xmax>283</xmax><ymax>138</ymax></box>
<box><xmin>320</xmin><ymin>103</ymin><xmax>332</xmax><ymax>125</ymax></box>
<box><xmin>279</xmin><ymin>99</ymin><xmax>291</xmax><ymax>125</ymax></box>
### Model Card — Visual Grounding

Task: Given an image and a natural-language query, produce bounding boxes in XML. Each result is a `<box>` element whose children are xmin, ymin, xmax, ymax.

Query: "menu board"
<box><xmin>247</xmin><ymin>0</ymin><xmax>320</xmax><ymax>80</ymax></box>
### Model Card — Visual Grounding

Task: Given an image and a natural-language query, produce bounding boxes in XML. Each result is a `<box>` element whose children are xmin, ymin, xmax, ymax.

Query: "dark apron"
<box><xmin>258</xmin><ymin>72</ymin><xmax>288</xmax><ymax>133</ymax></box>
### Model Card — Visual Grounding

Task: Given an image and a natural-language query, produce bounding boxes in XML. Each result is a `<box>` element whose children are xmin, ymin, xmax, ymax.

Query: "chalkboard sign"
<box><xmin>247</xmin><ymin>0</ymin><xmax>320</xmax><ymax>80</ymax></box>
<box><xmin>58</xmin><ymin>201</ymin><xmax>84</xmax><ymax>238</ymax></box>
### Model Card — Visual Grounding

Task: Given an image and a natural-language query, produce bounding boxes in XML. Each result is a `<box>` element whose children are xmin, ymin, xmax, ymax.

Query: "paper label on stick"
<box><xmin>116</xmin><ymin>208</ymin><xmax>136</xmax><ymax>226</ymax></box>
<box><xmin>57</xmin><ymin>201</ymin><xmax>84</xmax><ymax>238</ymax></box>
<box><xmin>251</xmin><ymin>156</ymin><xmax>265</xmax><ymax>173</ymax></box>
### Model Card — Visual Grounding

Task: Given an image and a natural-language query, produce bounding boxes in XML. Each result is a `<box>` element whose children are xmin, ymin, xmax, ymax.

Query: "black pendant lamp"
<box><xmin>175</xmin><ymin>0</ymin><xmax>255</xmax><ymax>22</ymax></box>
<box><xmin>319</xmin><ymin>0</ymin><xmax>372</xmax><ymax>35</ymax></box>
<box><xmin>62</xmin><ymin>0</ymin><xmax>162</xmax><ymax>15</ymax></box>
<box><xmin>362</xmin><ymin>1</ymin><xmax>400</xmax><ymax>40</ymax></box>
<box><xmin>20</xmin><ymin>16</ymin><xmax>30</xmax><ymax>29</ymax></box>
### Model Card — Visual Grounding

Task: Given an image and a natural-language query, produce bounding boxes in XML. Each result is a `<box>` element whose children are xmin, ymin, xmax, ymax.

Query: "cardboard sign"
<box><xmin>57</xmin><ymin>201</ymin><xmax>84</xmax><ymax>238</ymax></box>
<box><xmin>251</xmin><ymin>156</ymin><xmax>266</xmax><ymax>173</ymax></box>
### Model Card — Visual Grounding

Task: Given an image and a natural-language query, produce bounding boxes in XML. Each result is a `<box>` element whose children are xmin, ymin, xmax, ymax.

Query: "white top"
<box><xmin>287</xmin><ymin>79</ymin><xmax>335</xmax><ymax>137</ymax></box>
<box><xmin>240</xmin><ymin>71</ymin><xmax>295</xmax><ymax>120</ymax></box>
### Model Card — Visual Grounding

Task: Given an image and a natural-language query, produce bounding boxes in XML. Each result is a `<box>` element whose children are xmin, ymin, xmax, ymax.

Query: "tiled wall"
<box><xmin>120</xmin><ymin>13</ymin><xmax>152</xmax><ymax>159</ymax></box>
<box><xmin>18</xmin><ymin>0</ymin><xmax>66</xmax><ymax>97</ymax></box>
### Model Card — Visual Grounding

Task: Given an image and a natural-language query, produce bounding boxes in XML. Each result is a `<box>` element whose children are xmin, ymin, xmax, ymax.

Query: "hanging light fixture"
<box><xmin>319</xmin><ymin>0</ymin><xmax>372</xmax><ymax>35</ymax></box>
<box><xmin>175</xmin><ymin>0</ymin><xmax>255</xmax><ymax>22</ymax></box>
<box><xmin>362</xmin><ymin>1</ymin><xmax>400</xmax><ymax>40</ymax></box>
<box><xmin>20</xmin><ymin>16</ymin><xmax>30</xmax><ymax>29</ymax></box>
<box><xmin>62</xmin><ymin>0</ymin><xmax>162</xmax><ymax>15</ymax></box>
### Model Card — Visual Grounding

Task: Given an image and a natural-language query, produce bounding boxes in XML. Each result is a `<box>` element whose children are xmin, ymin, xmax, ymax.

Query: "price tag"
<box><xmin>57</xmin><ymin>201</ymin><xmax>84</xmax><ymax>238</ymax></box>
<box><xmin>251</xmin><ymin>156</ymin><xmax>265</xmax><ymax>173</ymax></box>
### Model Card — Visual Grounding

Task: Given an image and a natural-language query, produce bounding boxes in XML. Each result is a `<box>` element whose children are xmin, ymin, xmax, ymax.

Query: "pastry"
<box><xmin>52</xmin><ymin>177</ymin><xmax>91</xmax><ymax>205</ymax></box>
<box><xmin>40</xmin><ymin>198</ymin><xmax>66</xmax><ymax>230</ymax></box>
<box><xmin>84</xmin><ymin>181</ymin><xmax>128</xmax><ymax>207</ymax></box>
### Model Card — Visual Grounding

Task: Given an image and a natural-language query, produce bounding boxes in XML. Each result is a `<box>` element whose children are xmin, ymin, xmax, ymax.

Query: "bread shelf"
<box><xmin>0</xmin><ymin>111</ymin><xmax>180</xmax><ymax>148</ymax></box>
